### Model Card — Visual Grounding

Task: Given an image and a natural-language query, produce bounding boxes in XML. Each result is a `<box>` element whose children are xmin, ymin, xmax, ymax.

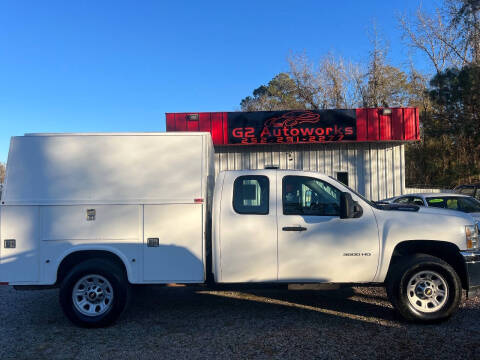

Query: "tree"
<box><xmin>399</xmin><ymin>0</ymin><xmax>480</xmax><ymax>72</ymax></box>
<box><xmin>359</xmin><ymin>26</ymin><xmax>413</xmax><ymax>107</ymax></box>
<box><xmin>288</xmin><ymin>52</ymin><xmax>363</xmax><ymax>109</ymax></box>
<box><xmin>240</xmin><ymin>73</ymin><xmax>307</xmax><ymax>111</ymax></box>
<box><xmin>241</xmin><ymin>46</ymin><xmax>419</xmax><ymax>111</ymax></box>
<box><xmin>407</xmin><ymin>64</ymin><xmax>480</xmax><ymax>186</ymax></box>
<box><xmin>448</xmin><ymin>0</ymin><xmax>480</xmax><ymax>64</ymax></box>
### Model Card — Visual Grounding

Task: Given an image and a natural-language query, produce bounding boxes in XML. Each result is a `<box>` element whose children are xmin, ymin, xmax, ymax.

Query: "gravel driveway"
<box><xmin>0</xmin><ymin>285</ymin><xmax>479</xmax><ymax>359</ymax></box>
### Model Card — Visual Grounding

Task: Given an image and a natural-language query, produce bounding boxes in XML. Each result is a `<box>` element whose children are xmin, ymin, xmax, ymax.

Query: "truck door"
<box><xmin>218</xmin><ymin>171</ymin><xmax>277</xmax><ymax>282</ymax></box>
<box><xmin>276</xmin><ymin>173</ymin><xmax>379</xmax><ymax>283</ymax></box>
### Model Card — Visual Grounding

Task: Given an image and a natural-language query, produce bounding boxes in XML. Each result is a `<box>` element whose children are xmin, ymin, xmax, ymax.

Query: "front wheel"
<box><xmin>387</xmin><ymin>254</ymin><xmax>462</xmax><ymax>323</ymax></box>
<box><xmin>59</xmin><ymin>259</ymin><xmax>130</xmax><ymax>327</ymax></box>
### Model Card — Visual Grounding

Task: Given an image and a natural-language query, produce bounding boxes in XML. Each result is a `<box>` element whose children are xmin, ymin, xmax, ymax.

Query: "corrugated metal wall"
<box><xmin>214</xmin><ymin>143</ymin><xmax>406</xmax><ymax>201</ymax></box>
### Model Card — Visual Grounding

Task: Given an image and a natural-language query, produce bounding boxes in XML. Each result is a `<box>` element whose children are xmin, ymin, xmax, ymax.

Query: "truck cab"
<box><xmin>212</xmin><ymin>170</ymin><xmax>378</xmax><ymax>284</ymax></box>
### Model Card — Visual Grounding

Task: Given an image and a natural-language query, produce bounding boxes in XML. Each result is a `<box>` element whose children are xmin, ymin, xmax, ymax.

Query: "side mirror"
<box><xmin>340</xmin><ymin>192</ymin><xmax>363</xmax><ymax>219</ymax></box>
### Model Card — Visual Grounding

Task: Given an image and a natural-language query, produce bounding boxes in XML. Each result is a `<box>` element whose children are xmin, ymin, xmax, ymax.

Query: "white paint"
<box><xmin>3</xmin><ymin>133</ymin><xmax>209</xmax><ymax>205</ymax></box>
<box><xmin>40</xmin><ymin>205</ymin><xmax>139</xmax><ymax>241</ymax></box>
<box><xmin>143</xmin><ymin>204</ymin><xmax>204</xmax><ymax>282</ymax></box>
<box><xmin>216</xmin><ymin>171</ymin><xmax>278</xmax><ymax>282</ymax></box>
<box><xmin>373</xmin><ymin>205</ymin><xmax>473</xmax><ymax>282</ymax></box>
<box><xmin>0</xmin><ymin>206</ymin><xmax>40</xmax><ymax>283</ymax></box>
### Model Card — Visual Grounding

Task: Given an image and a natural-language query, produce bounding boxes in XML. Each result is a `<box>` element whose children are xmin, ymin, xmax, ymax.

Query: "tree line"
<box><xmin>240</xmin><ymin>0</ymin><xmax>480</xmax><ymax>188</ymax></box>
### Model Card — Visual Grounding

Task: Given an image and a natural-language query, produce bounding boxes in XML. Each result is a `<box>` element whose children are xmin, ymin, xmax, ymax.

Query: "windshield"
<box><xmin>328</xmin><ymin>176</ymin><xmax>377</xmax><ymax>208</ymax></box>
<box><xmin>426</xmin><ymin>196</ymin><xmax>480</xmax><ymax>213</ymax></box>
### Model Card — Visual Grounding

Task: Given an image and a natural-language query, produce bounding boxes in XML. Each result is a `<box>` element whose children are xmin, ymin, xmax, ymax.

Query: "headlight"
<box><xmin>465</xmin><ymin>225</ymin><xmax>479</xmax><ymax>250</ymax></box>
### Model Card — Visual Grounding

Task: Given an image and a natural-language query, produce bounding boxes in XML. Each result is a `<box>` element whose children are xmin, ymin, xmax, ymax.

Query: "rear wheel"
<box><xmin>59</xmin><ymin>259</ymin><xmax>130</xmax><ymax>327</ymax></box>
<box><xmin>387</xmin><ymin>254</ymin><xmax>462</xmax><ymax>323</ymax></box>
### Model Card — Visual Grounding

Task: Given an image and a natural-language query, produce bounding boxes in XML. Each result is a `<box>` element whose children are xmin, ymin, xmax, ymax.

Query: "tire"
<box><xmin>386</xmin><ymin>254</ymin><xmax>462</xmax><ymax>323</ymax></box>
<box><xmin>59</xmin><ymin>259</ymin><xmax>130</xmax><ymax>328</ymax></box>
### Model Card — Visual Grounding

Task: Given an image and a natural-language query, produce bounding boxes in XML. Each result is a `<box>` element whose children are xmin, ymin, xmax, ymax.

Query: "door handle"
<box><xmin>282</xmin><ymin>226</ymin><xmax>307</xmax><ymax>231</ymax></box>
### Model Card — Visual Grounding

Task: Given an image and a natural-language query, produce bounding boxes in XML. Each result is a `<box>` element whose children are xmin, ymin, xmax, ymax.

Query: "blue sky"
<box><xmin>0</xmin><ymin>0</ymin><xmax>436</xmax><ymax>162</ymax></box>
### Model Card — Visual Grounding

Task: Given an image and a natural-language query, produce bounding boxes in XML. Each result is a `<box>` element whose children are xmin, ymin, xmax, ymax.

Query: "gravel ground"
<box><xmin>0</xmin><ymin>285</ymin><xmax>479</xmax><ymax>360</ymax></box>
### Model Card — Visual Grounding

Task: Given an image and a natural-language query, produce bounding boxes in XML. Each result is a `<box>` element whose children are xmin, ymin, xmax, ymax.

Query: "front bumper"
<box><xmin>461</xmin><ymin>251</ymin><xmax>480</xmax><ymax>293</ymax></box>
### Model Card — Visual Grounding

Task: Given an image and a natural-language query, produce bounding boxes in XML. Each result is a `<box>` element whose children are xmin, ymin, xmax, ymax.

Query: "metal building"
<box><xmin>166</xmin><ymin>108</ymin><xmax>420</xmax><ymax>201</ymax></box>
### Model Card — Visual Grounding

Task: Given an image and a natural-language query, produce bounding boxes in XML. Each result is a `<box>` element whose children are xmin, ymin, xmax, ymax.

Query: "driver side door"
<box><xmin>276</xmin><ymin>173</ymin><xmax>379</xmax><ymax>283</ymax></box>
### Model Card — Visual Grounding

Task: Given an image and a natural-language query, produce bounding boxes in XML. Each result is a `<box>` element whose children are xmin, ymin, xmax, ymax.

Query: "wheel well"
<box><xmin>387</xmin><ymin>240</ymin><xmax>468</xmax><ymax>290</ymax></box>
<box><xmin>56</xmin><ymin>250</ymin><xmax>128</xmax><ymax>285</ymax></box>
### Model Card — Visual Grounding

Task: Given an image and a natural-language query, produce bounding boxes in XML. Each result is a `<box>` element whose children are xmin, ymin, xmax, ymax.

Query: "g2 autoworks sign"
<box><xmin>228</xmin><ymin>110</ymin><xmax>356</xmax><ymax>145</ymax></box>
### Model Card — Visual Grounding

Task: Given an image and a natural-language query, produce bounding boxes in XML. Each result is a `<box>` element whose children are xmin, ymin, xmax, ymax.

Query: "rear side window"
<box><xmin>459</xmin><ymin>186</ymin><xmax>475</xmax><ymax>196</ymax></box>
<box><xmin>233</xmin><ymin>175</ymin><xmax>269</xmax><ymax>215</ymax></box>
<box><xmin>394</xmin><ymin>197</ymin><xmax>411</xmax><ymax>204</ymax></box>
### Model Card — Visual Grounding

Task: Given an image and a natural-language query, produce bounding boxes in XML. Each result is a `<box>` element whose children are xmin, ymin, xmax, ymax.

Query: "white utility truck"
<box><xmin>0</xmin><ymin>132</ymin><xmax>479</xmax><ymax>327</ymax></box>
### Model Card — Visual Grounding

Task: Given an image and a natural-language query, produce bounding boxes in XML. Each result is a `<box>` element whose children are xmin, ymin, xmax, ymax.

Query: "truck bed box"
<box><xmin>0</xmin><ymin>132</ymin><xmax>214</xmax><ymax>285</ymax></box>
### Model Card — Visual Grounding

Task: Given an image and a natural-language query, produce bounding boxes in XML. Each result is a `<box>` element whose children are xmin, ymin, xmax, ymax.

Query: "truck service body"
<box><xmin>0</xmin><ymin>132</ymin><xmax>479</xmax><ymax>326</ymax></box>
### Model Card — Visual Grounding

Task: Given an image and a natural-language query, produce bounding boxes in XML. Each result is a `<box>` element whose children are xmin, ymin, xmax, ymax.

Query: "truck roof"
<box><xmin>3</xmin><ymin>132</ymin><xmax>214</xmax><ymax>205</ymax></box>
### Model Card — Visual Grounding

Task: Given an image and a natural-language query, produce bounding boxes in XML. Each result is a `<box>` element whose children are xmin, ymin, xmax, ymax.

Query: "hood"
<box><xmin>417</xmin><ymin>206</ymin><xmax>476</xmax><ymax>224</ymax></box>
<box><xmin>374</xmin><ymin>203</ymin><xmax>474</xmax><ymax>252</ymax></box>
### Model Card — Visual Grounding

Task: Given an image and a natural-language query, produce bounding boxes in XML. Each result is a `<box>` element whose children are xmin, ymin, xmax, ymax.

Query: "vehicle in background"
<box><xmin>454</xmin><ymin>183</ymin><xmax>480</xmax><ymax>201</ymax></box>
<box><xmin>379</xmin><ymin>193</ymin><xmax>480</xmax><ymax>222</ymax></box>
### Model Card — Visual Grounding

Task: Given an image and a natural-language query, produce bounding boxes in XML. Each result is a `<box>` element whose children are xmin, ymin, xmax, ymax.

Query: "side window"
<box><xmin>233</xmin><ymin>175</ymin><xmax>269</xmax><ymax>215</ymax></box>
<box><xmin>283</xmin><ymin>176</ymin><xmax>340</xmax><ymax>216</ymax></box>
<box><xmin>459</xmin><ymin>186</ymin><xmax>475</xmax><ymax>196</ymax></box>
<box><xmin>411</xmin><ymin>197</ymin><xmax>425</xmax><ymax>206</ymax></box>
<box><xmin>446</xmin><ymin>198</ymin><xmax>459</xmax><ymax>210</ymax></box>
<box><xmin>394</xmin><ymin>197</ymin><xmax>411</xmax><ymax>204</ymax></box>
<box><xmin>426</xmin><ymin>198</ymin><xmax>446</xmax><ymax>208</ymax></box>
<box><xmin>474</xmin><ymin>188</ymin><xmax>480</xmax><ymax>200</ymax></box>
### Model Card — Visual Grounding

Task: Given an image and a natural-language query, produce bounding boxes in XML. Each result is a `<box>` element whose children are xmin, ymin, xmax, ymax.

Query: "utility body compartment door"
<box><xmin>217</xmin><ymin>171</ymin><xmax>277</xmax><ymax>282</ymax></box>
<box><xmin>143</xmin><ymin>204</ymin><xmax>204</xmax><ymax>282</ymax></box>
<box><xmin>276</xmin><ymin>172</ymin><xmax>379</xmax><ymax>283</ymax></box>
<box><xmin>0</xmin><ymin>206</ymin><xmax>40</xmax><ymax>283</ymax></box>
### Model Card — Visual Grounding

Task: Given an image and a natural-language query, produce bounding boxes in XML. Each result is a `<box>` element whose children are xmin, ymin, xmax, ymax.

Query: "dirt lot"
<box><xmin>0</xmin><ymin>285</ymin><xmax>479</xmax><ymax>360</ymax></box>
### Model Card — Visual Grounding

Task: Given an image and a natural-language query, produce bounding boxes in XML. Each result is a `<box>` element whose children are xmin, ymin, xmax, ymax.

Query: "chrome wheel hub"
<box><xmin>407</xmin><ymin>270</ymin><xmax>448</xmax><ymax>313</ymax></box>
<box><xmin>72</xmin><ymin>275</ymin><xmax>114</xmax><ymax>317</ymax></box>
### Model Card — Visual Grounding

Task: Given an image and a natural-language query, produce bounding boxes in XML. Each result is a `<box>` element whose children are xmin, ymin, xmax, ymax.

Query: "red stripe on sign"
<box><xmin>379</xmin><ymin>111</ymin><xmax>392</xmax><ymax>140</ymax></box>
<box><xmin>199</xmin><ymin>113</ymin><xmax>211</xmax><ymax>132</ymax></box>
<box><xmin>194</xmin><ymin>198</ymin><xmax>204</xmax><ymax>203</ymax></box>
<box><xmin>415</xmin><ymin>108</ymin><xmax>420</xmax><ymax>140</ymax></box>
<box><xmin>391</xmin><ymin>108</ymin><xmax>404</xmax><ymax>140</ymax></box>
<box><xmin>367</xmin><ymin>108</ymin><xmax>380</xmax><ymax>140</ymax></box>
<box><xmin>356</xmin><ymin>109</ymin><xmax>367</xmax><ymax>141</ymax></box>
<box><xmin>175</xmin><ymin>113</ymin><xmax>187</xmax><ymax>131</ymax></box>
<box><xmin>222</xmin><ymin>112</ymin><xmax>228</xmax><ymax>145</ymax></box>
<box><xmin>404</xmin><ymin>108</ymin><xmax>415</xmax><ymax>140</ymax></box>
<box><xmin>166</xmin><ymin>113</ymin><xmax>175</xmax><ymax>131</ymax></box>
<box><xmin>211</xmin><ymin>113</ymin><xmax>223</xmax><ymax>144</ymax></box>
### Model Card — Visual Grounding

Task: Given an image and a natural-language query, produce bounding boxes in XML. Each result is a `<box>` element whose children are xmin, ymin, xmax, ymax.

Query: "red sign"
<box><xmin>165</xmin><ymin>108</ymin><xmax>420</xmax><ymax>145</ymax></box>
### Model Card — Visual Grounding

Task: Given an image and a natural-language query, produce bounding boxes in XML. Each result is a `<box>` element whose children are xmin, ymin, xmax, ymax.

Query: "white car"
<box><xmin>379</xmin><ymin>193</ymin><xmax>480</xmax><ymax>222</ymax></box>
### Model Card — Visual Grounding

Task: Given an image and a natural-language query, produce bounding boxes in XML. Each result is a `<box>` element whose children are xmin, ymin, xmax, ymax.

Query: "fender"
<box><xmin>49</xmin><ymin>244</ymin><xmax>137</xmax><ymax>285</ymax></box>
